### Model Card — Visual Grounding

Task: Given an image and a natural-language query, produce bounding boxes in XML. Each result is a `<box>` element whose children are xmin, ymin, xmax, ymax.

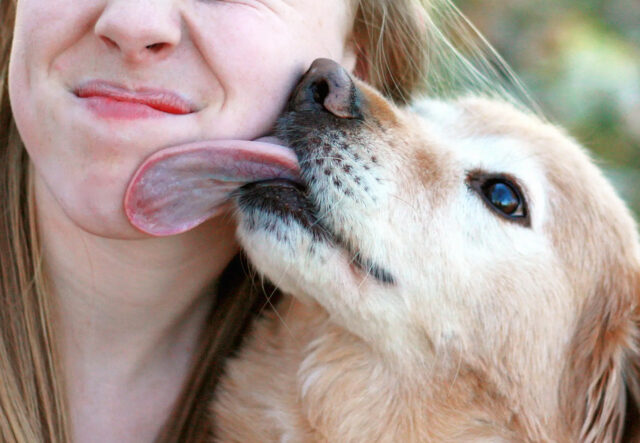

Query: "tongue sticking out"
<box><xmin>124</xmin><ymin>138</ymin><xmax>299</xmax><ymax>236</ymax></box>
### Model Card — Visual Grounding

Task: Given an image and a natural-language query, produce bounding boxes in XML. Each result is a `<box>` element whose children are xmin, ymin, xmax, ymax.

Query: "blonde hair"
<box><xmin>354</xmin><ymin>0</ymin><xmax>537</xmax><ymax>110</ymax></box>
<box><xmin>0</xmin><ymin>0</ymin><xmax>527</xmax><ymax>441</ymax></box>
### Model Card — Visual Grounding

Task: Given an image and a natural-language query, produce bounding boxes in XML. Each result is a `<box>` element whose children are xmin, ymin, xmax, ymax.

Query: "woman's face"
<box><xmin>9</xmin><ymin>0</ymin><xmax>356</xmax><ymax>238</ymax></box>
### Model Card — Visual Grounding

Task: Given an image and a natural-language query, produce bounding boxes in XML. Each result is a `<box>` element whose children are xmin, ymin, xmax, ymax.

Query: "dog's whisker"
<box><xmin>284</xmin><ymin>292</ymin><xmax>296</xmax><ymax>322</ymax></box>
<box><xmin>254</xmin><ymin>267</ymin><xmax>301</xmax><ymax>343</ymax></box>
<box><xmin>297</xmin><ymin>155</ymin><xmax>350</xmax><ymax>166</ymax></box>
<box><xmin>265</xmin><ymin>297</ymin><xmax>298</xmax><ymax>342</ymax></box>
<box><xmin>315</xmin><ymin>197</ymin><xmax>344</xmax><ymax>224</ymax></box>
<box><xmin>355</xmin><ymin>254</ymin><xmax>376</xmax><ymax>289</ymax></box>
<box><xmin>447</xmin><ymin>353</ymin><xmax>464</xmax><ymax>398</ymax></box>
<box><xmin>388</xmin><ymin>193</ymin><xmax>420</xmax><ymax>216</ymax></box>
<box><xmin>258</xmin><ymin>281</ymin><xmax>281</xmax><ymax>316</ymax></box>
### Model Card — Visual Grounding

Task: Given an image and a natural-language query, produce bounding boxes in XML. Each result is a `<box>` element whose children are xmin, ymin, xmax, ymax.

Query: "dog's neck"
<box><xmin>295</xmin><ymin>303</ymin><xmax>508</xmax><ymax>441</ymax></box>
<box><xmin>294</xmin><ymin>300</ymin><xmax>569</xmax><ymax>441</ymax></box>
<box><xmin>214</xmin><ymin>294</ymin><xmax>570</xmax><ymax>442</ymax></box>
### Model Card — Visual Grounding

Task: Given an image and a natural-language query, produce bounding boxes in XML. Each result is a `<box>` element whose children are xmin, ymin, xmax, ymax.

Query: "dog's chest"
<box><xmin>210</xmin><ymin>296</ymin><xmax>524</xmax><ymax>442</ymax></box>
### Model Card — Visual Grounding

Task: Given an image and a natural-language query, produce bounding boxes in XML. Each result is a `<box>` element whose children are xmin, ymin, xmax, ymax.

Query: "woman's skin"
<box><xmin>9</xmin><ymin>0</ymin><xmax>357</xmax><ymax>441</ymax></box>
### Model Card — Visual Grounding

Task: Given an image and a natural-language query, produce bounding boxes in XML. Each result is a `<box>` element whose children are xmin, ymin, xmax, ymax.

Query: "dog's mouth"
<box><xmin>234</xmin><ymin>59</ymin><xmax>396</xmax><ymax>285</ymax></box>
<box><xmin>234</xmin><ymin>177</ymin><xmax>331</xmax><ymax>243</ymax></box>
<box><xmin>235</xmin><ymin>175</ymin><xmax>395</xmax><ymax>285</ymax></box>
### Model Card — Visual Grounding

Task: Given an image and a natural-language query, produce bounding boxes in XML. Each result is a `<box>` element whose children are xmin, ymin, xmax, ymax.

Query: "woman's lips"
<box><xmin>74</xmin><ymin>80</ymin><xmax>197</xmax><ymax>119</ymax></box>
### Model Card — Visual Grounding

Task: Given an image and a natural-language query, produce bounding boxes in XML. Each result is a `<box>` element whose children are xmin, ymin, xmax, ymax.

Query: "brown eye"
<box><xmin>468</xmin><ymin>171</ymin><xmax>530</xmax><ymax>227</ymax></box>
<box><xmin>482</xmin><ymin>180</ymin><xmax>523</xmax><ymax>217</ymax></box>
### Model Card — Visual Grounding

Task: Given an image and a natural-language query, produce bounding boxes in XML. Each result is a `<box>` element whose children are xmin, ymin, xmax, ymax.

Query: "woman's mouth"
<box><xmin>74</xmin><ymin>80</ymin><xmax>197</xmax><ymax>119</ymax></box>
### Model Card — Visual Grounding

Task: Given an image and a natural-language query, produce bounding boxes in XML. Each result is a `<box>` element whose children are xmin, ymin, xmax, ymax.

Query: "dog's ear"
<box><xmin>621</xmin><ymin>302</ymin><xmax>640</xmax><ymax>442</ymax></box>
<box><xmin>562</xmin><ymin>267</ymin><xmax>640</xmax><ymax>442</ymax></box>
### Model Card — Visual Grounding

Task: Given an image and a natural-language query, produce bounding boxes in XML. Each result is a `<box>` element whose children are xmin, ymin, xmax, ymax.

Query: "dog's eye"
<box><xmin>482</xmin><ymin>180</ymin><xmax>523</xmax><ymax>216</ymax></box>
<box><xmin>468</xmin><ymin>172</ymin><xmax>530</xmax><ymax>227</ymax></box>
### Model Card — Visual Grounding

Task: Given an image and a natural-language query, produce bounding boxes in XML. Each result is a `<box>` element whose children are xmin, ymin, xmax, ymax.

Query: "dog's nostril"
<box><xmin>311</xmin><ymin>80</ymin><xmax>330</xmax><ymax>107</ymax></box>
<box><xmin>291</xmin><ymin>58</ymin><xmax>363</xmax><ymax>119</ymax></box>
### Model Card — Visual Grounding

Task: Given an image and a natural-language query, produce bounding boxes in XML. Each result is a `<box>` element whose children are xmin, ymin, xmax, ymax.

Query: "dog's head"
<box><xmin>234</xmin><ymin>59</ymin><xmax>640</xmax><ymax>440</ymax></box>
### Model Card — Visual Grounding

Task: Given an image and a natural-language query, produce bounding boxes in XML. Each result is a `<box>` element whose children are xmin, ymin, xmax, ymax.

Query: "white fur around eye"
<box><xmin>453</xmin><ymin>135</ymin><xmax>548</xmax><ymax>232</ymax></box>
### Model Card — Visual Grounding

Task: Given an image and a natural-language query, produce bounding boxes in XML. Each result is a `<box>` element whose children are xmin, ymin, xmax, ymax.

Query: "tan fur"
<box><xmin>211</xmin><ymin>85</ymin><xmax>640</xmax><ymax>442</ymax></box>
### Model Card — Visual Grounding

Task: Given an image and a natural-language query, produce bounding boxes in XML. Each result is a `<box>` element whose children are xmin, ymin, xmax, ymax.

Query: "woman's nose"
<box><xmin>95</xmin><ymin>0</ymin><xmax>181</xmax><ymax>64</ymax></box>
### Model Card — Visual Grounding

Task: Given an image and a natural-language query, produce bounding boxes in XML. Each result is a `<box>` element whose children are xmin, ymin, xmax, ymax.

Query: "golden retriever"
<box><xmin>210</xmin><ymin>59</ymin><xmax>640</xmax><ymax>442</ymax></box>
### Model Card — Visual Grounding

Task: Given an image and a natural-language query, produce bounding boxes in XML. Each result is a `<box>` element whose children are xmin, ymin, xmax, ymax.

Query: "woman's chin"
<box><xmin>33</xmin><ymin>171</ymin><xmax>147</xmax><ymax>240</ymax></box>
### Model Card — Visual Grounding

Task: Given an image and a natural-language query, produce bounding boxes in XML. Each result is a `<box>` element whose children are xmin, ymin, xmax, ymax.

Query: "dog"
<box><xmin>210</xmin><ymin>58</ymin><xmax>640</xmax><ymax>442</ymax></box>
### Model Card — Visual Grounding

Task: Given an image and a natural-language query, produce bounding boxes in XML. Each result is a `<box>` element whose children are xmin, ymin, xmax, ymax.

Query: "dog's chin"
<box><xmin>233</xmin><ymin>178</ymin><xmax>340</xmax><ymax>295</ymax></box>
<box><xmin>234</xmin><ymin>178</ymin><xmax>396</xmax><ymax>294</ymax></box>
<box><xmin>234</xmin><ymin>178</ymin><xmax>329</xmax><ymax>243</ymax></box>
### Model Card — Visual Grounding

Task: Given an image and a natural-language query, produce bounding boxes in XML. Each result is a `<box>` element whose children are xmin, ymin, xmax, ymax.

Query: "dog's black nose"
<box><xmin>290</xmin><ymin>58</ymin><xmax>362</xmax><ymax>119</ymax></box>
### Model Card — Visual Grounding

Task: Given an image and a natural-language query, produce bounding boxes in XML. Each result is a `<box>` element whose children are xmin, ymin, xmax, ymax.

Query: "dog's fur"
<box><xmin>210</xmin><ymin>71</ymin><xmax>640</xmax><ymax>441</ymax></box>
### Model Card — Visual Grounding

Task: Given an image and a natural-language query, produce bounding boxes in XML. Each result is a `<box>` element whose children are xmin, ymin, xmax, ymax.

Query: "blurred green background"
<box><xmin>456</xmin><ymin>0</ymin><xmax>640</xmax><ymax>216</ymax></box>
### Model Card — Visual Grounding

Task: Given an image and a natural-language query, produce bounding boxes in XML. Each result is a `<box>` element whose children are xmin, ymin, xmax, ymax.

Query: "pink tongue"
<box><xmin>124</xmin><ymin>138</ymin><xmax>299</xmax><ymax>236</ymax></box>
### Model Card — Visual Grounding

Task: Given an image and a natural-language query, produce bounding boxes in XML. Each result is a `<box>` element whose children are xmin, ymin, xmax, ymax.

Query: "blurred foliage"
<box><xmin>455</xmin><ymin>0</ymin><xmax>640</xmax><ymax>216</ymax></box>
